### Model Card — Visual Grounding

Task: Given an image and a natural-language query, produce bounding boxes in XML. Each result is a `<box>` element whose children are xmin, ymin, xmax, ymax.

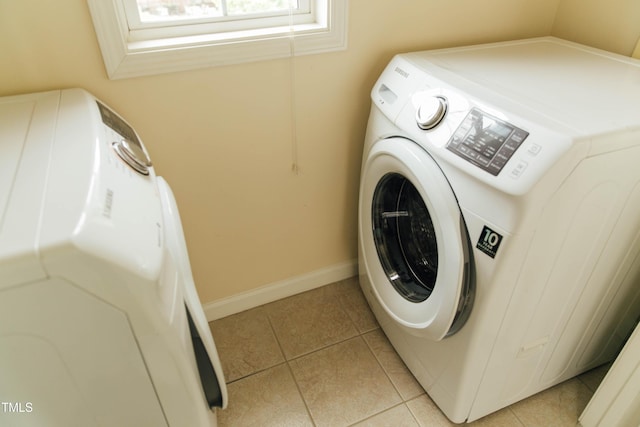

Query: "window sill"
<box><xmin>87</xmin><ymin>0</ymin><xmax>348</xmax><ymax>80</ymax></box>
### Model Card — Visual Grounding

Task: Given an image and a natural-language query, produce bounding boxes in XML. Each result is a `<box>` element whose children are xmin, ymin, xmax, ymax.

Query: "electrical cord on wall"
<box><xmin>288</xmin><ymin>0</ymin><xmax>300</xmax><ymax>175</ymax></box>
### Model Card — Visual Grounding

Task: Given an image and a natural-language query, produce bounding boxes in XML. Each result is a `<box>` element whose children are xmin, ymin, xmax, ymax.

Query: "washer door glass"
<box><xmin>360</xmin><ymin>137</ymin><xmax>475</xmax><ymax>340</ymax></box>
<box><xmin>372</xmin><ymin>173</ymin><xmax>438</xmax><ymax>303</ymax></box>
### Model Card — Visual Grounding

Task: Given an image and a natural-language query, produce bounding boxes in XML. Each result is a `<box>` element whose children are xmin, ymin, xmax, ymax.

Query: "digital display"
<box><xmin>446</xmin><ymin>108</ymin><xmax>529</xmax><ymax>176</ymax></box>
<box><xmin>97</xmin><ymin>101</ymin><xmax>143</xmax><ymax>150</ymax></box>
<box><xmin>488</xmin><ymin>120</ymin><xmax>513</xmax><ymax>139</ymax></box>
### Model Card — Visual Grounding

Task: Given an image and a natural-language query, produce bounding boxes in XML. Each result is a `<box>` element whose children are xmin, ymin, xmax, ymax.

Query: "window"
<box><xmin>125</xmin><ymin>0</ymin><xmax>313</xmax><ymax>40</ymax></box>
<box><xmin>87</xmin><ymin>0</ymin><xmax>347</xmax><ymax>79</ymax></box>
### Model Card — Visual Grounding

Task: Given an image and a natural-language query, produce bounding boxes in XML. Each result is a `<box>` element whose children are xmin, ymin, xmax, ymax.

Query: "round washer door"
<box><xmin>359</xmin><ymin>137</ymin><xmax>474</xmax><ymax>340</ymax></box>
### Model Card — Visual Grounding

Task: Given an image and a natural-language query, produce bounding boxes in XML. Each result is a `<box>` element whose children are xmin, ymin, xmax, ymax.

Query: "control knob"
<box><xmin>112</xmin><ymin>139</ymin><xmax>152</xmax><ymax>175</ymax></box>
<box><xmin>416</xmin><ymin>96</ymin><xmax>448</xmax><ymax>130</ymax></box>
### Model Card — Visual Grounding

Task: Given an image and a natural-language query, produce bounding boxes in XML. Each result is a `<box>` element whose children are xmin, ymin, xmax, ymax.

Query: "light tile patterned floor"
<box><xmin>209</xmin><ymin>277</ymin><xmax>609</xmax><ymax>427</ymax></box>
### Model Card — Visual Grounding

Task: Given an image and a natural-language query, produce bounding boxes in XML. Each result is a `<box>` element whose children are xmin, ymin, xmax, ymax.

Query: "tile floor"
<box><xmin>208</xmin><ymin>277</ymin><xmax>610</xmax><ymax>427</ymax></box>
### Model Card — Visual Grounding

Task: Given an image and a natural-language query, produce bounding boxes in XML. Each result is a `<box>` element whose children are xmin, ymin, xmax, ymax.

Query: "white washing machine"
<box><xmin>0</xmin><ymin>89</ymin><xmax>227</xmax><ymax>426</ymax></box>
<box><xmin>358</xmin><ymin>37</ymin><xmax>640</xmax><ymax>423</ymax></box>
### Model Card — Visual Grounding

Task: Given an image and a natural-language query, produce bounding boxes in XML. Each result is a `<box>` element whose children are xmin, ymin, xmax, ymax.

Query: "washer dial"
<box><xmin>416</xmin><ymin>96</ymin><xmax>448</xmax><ymax>130</ymax></box>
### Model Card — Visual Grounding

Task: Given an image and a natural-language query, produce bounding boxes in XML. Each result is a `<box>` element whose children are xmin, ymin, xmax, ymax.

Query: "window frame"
<box><xmin>87</xmin><ymin>0</ymin><xmax>348</xmax><ymax>80</ymax></box>
<box><xmin>124</xmin><ymin>0</ymin><xmax>313</xmax><ymax>34</ymax></box>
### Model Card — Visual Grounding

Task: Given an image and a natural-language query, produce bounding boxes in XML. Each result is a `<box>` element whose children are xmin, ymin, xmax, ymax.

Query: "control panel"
<box><xmin>370</xmin><ymin>54</ymin><xmax>577</xmax><ymax>196</ymax></box>
<box><xmin>97</xmin><ymin>102</ymin><xmax>152</xmax><ymax>175</ymax></box>
<box><xmin>446</xmin><ymin>108</ymin><xmax>529</xmax><ymax>176</ymax></box>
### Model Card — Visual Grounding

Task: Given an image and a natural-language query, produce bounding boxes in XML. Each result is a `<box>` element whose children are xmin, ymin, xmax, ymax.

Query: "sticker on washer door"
<box><xmin>477</xmin><ymin>226</ymin><xmax>503</xmax><ymax>258</ymax></box>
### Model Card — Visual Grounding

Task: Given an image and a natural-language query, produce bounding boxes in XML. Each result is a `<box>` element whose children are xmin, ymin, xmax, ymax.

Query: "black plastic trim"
<box><xmin>186</xmin><ymin>307</ymin><xmax>223</xmax><ymax>408</ymax></box>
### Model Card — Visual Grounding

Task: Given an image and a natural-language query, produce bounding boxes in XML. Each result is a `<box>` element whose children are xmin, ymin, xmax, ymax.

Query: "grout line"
<box><xmin>406</xmin><ymin>402</ymin><xmax>423</xmax><ymax>427</ymax></box>
<box><xmin>361</xmin><ymin>329</ymin><xmax>407</xmax><ymax>402</ymax></box>
<box><xmin>293</xmin><ymin>328</ymin><xmax>383</xmax><ymax>362</ymax></box>
<box><xmin>264</xmin><ymin>306</ymin><xmax>288</xmax><ymax>363</ymax></box>
<box><xmin>264</xmin><ymin>303</ymin><xmax>318</xmax><ymax>426</ymax></box>
<box><xmin>284</xmin><ymin>361</ymin><xmax>318</xmax><ymax>427</ymax></box>
<box><xmin>283</xmin><ymin>332</ymin><xmax>368</xmax><ymax>362</ymax></box>
<box><xmin>264</xmin><ymin>299</ymin><xmax>319</xmax><ymax>425</ymax></box>
<box><xmin>404</xmin><ymin>404</ymin><xmax>421</xmax><ymax>427</ymax></box>
<box><xmin>223</xmin><ymin>360</ymin><xmax>289</xmax><ymax>386</ymax></box>
<box><xmin>345</xmin><ymin>402</ymin><xmax>416</xmax><ymax>427</ymax></box>
<box><xmin>507</xmin><ymin>407</ymin><xmax>527</xmax><ymax>427</ymax></box>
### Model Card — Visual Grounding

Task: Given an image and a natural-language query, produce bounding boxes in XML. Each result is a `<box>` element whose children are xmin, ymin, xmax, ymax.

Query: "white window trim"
<box><xmin>87</xmin><ymin>0</ymin><xmax>348</xmax><ymax>80</ymax></box>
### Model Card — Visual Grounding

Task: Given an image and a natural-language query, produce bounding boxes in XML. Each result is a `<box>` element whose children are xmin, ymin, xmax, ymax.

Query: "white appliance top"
<box><xmin>371</xmin><ymin>37</ymin><xmax>640</xmax><ymax>196</ymax></box>
<box><xmin>0</xmin><ymin>98</ymin><xmax>40</xmax><ymax>217</ymax></box>
<box><xmin>0</xmin><ymin>89</ymin><xmax>163</xmax><ymax>287</ymax></box>
<box><xmin>407</xmin><ymin>37</ymin><xmax>640</xmax><ymax>135</ymax></box>
<box><xmin>0</xmin><ymin>91</ymin><xmax>60</xmax><ymax>283</ymax></box>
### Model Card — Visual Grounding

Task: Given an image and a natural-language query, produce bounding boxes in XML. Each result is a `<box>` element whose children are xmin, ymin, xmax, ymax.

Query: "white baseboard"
<box><xmin>203</xmin><ymin>259</ymin><xmax>358</xmax><ymax>321</ymax></box>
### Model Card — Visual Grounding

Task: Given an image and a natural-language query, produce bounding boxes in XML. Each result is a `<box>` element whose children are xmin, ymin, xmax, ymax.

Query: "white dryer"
<box><xmin>358</xmin><ymin>37</ymin><xmax>640</xmax><ymax>422</ymax></box>
<box><xmin>0</xmin><ymin>89</ymin><xmax>227</xmax><ymax>426</ymax></box>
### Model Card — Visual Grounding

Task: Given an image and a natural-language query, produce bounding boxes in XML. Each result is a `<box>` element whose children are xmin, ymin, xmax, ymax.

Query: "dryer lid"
<box><xmin>0</xmin><ymin>98</ymin><xmax>37</xmax><ymax>227</ymax></box>
<box><xmin>0</xmin><ymin>91</ymin><xmax>59</xmax><ymax>286</ymax></box>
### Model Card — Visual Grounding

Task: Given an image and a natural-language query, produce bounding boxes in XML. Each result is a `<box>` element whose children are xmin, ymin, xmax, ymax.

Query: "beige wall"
<box><xmin>2</xmin><ymin>0</ymin><xmax>634</xmax><ymax>305</ymax></box>
<box><xmin>552</xmin><ymin>0</ymin><xmax>640</xmax><ymax>55</ymax></box>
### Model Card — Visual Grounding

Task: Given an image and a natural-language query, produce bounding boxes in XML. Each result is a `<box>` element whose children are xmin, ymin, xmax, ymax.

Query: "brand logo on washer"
<box><xmin>394</xmin><ymin>67</ymin><xmax>409</xmax><ymax>78</ymax></box>
<box><xmin>477</xmin><ymin>225</ymin><xmax>503</xmax><ymax>258</ymax></box>
<box><xmin>103</xmin><ymin>189</ymin><xmax>114</xmax><ymax>218</ymax></box>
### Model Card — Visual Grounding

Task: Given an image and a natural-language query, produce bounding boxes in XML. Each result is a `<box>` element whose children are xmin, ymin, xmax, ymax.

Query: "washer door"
<box><xmin>360</xmin><ymin>137</ymin><xmax>474</xmax><ymax>340</ymax></box>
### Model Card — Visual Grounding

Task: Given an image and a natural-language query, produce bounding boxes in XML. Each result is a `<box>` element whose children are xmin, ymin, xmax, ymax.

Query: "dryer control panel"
<box><xmin>98</xmin><ymin>102</ymin><xmax>153</xmax><ymax>176</ymax></box>
<box><xmin>446</xmin><ymin>108</ymin><xmax>529</xmax><ymax>176</ymax></box>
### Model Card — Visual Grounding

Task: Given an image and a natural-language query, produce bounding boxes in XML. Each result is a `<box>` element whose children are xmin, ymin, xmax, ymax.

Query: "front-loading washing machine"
<box><xmin>358</xmin><ymin>37</ymin><xmax>640</xmax><ymax>423</ymax></box>
<box><xmin>0</xmin><ymin>89</ymin><xmax>227</xmax><ymax>426</ymax></box>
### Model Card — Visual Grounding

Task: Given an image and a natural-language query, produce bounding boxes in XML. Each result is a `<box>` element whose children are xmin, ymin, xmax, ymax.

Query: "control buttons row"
<box><xmin>527</xmin><ymin>143</ymin><xmax>542</xmax><ymax>156</ymax></box>
<box><xmin>508</xmin><ymin>144</ymin><xmax>542</xmax><ymax>179</ymax></box>
<box><xmin>489</xmin><ymin>131</ymin><xmax>529</xmax><ymax>174</ymax></box>
<box><xmin>510</xmin><ymin>159</ymin><xmax>529</xmax><ymax>178</ymax></box>
<box><xmin>447</xmin><ymin>108</ymin><xmax>530</xmax><ymax>177</ymax></box>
